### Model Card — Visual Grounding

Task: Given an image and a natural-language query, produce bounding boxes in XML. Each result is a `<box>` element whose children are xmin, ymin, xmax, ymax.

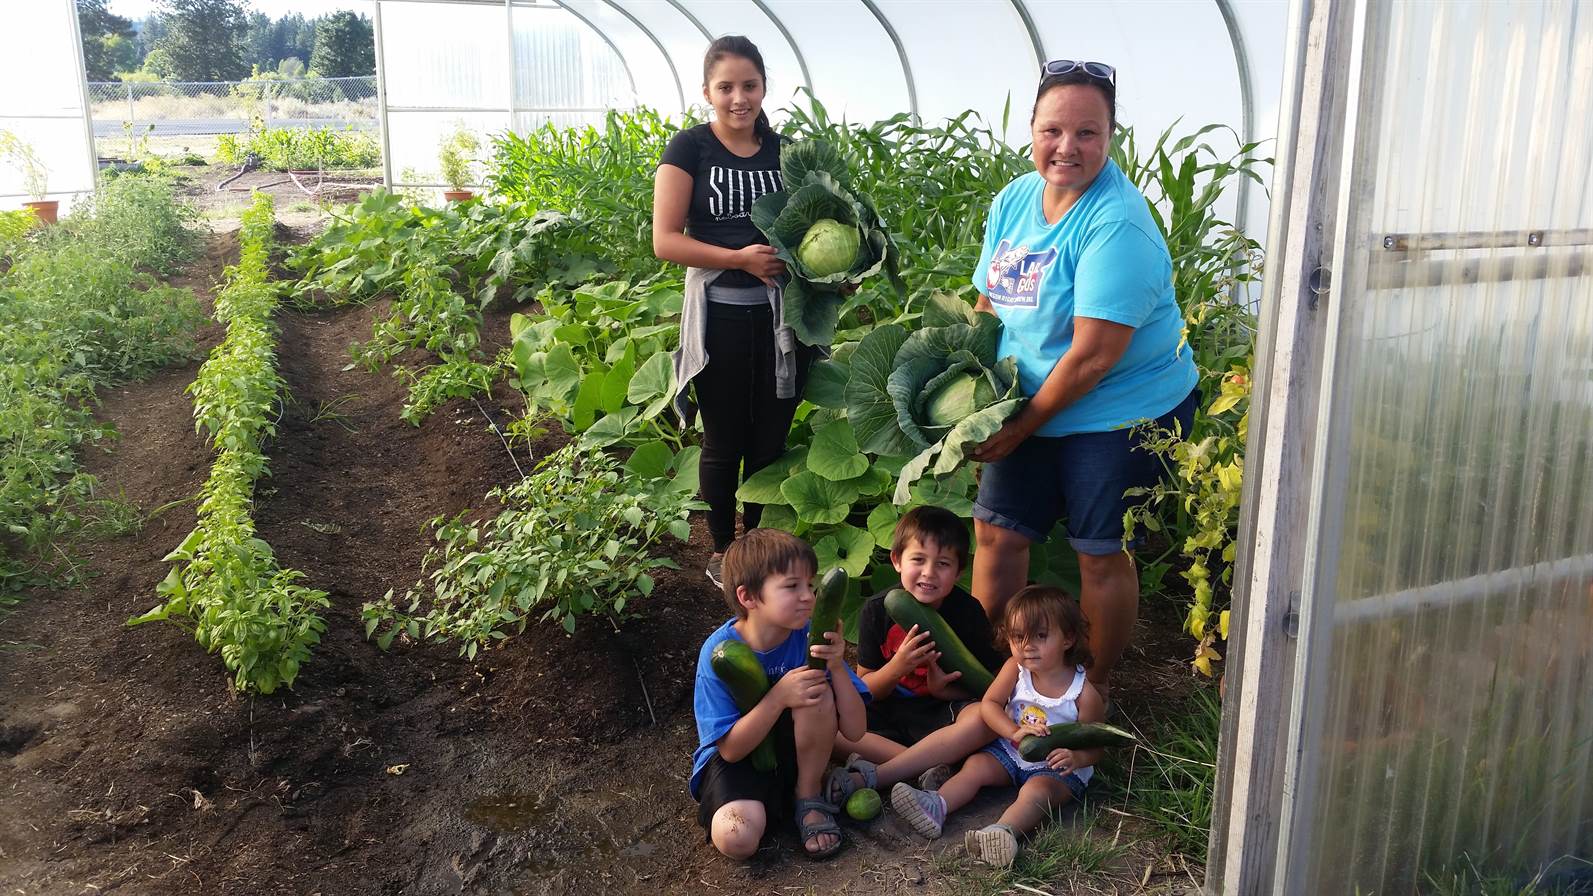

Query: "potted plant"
<box><xmin>1</xmin><ymin>131</ymin><xmax>55</xmax><ymax>225</ymax></box>
<box><xmin>438</xmin><ymin>127</ymin><xmax>480</xmax><ymax>202</ymax></box>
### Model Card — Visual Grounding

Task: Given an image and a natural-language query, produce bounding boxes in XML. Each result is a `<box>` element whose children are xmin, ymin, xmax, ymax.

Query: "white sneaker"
<box><xmin>965</xmin><ymin>823</ymin><xmax>1019</xmax><ymax>867</ymax></box>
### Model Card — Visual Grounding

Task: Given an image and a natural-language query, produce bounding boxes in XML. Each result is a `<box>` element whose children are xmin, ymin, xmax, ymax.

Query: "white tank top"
<box><xmin>997</xmin><ymin>664</ymin><xmax>1093</xmax><ymax>783</ymax></box>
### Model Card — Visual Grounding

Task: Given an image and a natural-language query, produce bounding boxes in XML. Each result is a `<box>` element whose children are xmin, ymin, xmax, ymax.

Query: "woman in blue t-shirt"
<box><xmin>654</xmin><ymin>36</ymin><xmax>815</xmax><ymax>589</ymax></box>
<box><xmin>969</xmin><ymin>62</ymin><xmax>1199</xmax><ymax>700</ymax></box>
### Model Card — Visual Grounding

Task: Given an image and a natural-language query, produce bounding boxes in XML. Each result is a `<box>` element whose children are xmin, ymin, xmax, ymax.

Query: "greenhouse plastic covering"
<box><xmin>0</xmin><ymin>0</ymin><xmax>96</xmax><ymax>210</ymax></box>
<box><xmin>1229</xmin><ymin>1</ymin><xmax>1593</xmax><ymax>891</ymax></box>
<box><xmin>371</xmin><ymin>0</ymin><xmax>1288</xmax><ymax>231</ymax></box>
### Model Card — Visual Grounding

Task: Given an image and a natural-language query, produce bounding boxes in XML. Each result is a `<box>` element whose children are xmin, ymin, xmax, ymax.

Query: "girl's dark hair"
<box><xmin>1000</xmin><ymin>585</ymin><xmax>1093</xmax><ymax>669</ymax></box>
<box><xmin>1033</xmin><ymin>70</ymin><xmax>1117</xmax><ymax>130</ymax></box>
<box><xmin>703</xmin><ymin>35</ymin><xmax>776</xmax><ymax>141</ymax></box>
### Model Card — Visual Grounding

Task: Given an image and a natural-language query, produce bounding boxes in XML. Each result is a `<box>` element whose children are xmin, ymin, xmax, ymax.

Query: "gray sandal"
<box><xmin>794</xmin><ymin>797</ymin><xmax>843</xmax><ymax>860</ymax></box>
<box><xmin>824</xmin><ymin>753</ymin><xmax>878</xmax><ymax>805</ymax></box>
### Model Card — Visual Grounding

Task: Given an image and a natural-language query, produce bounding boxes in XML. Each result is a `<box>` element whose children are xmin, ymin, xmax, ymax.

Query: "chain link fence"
<box><xmin>86</xmin><ymin>76</ymin><xmax>379</xmax><ymax>139</ymax></box>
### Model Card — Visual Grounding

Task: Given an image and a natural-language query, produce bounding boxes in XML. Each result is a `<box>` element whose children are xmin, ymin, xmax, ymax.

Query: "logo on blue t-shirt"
<box><xmin>985</xmin><ymin>240</ymin><xmax>1058</xmax><ymax>308</ymax></box>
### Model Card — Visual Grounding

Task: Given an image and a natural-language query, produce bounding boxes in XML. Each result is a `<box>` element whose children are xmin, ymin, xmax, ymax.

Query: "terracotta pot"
<box><xmin>443</xmin><ymin>189</ymin><xmax>474</xmax><ymax>203</ymax></box>
<box><xmin>23</xmin><ymin>199</ymin><xmax>58</xmax><ymax>226</ymax></box>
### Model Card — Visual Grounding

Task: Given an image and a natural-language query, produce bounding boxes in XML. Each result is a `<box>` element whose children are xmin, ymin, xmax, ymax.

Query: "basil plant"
<box><xmin>751</xmin><ymin>140</ymin><xmax>902</xmax><ymax>347</ymax></box>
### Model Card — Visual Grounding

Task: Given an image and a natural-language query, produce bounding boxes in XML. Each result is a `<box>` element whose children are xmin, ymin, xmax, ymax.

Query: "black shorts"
<box><xmin>865</xmin><ymin>696</ymin><xmax>969</xmax><ymax>747</ymax></box>
<box><xmin>695</xmin><ymin>711</ymin><xmax>797</xmax><ymax>836</ymax></box>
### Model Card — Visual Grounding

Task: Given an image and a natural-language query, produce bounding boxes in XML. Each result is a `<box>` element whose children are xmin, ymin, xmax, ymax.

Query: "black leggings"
<box><xmin>694</xmin><ymin>302</ymin><xmax>813</xmax><ymax>552</ymax></box>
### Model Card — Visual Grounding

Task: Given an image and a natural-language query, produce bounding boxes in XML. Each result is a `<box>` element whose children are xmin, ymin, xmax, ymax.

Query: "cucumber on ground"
<box><xmin>710</xmin><ymin>639</ymin><xmax>778</xmax><ymax>771</ymax></box>
<box><xmin>807</xmin><ymin>567</ymin><xmax>848</xmax><ymax>670</ymax></box>
<box><xmin>1017</xmin><ymin>721</ymin><xmax>1137</xmax><ymax>762</ymax></box>
<box><xmin>882</xmin><ymin>588</ymin><xmax>995</xmax><ymax>696</ymax></box>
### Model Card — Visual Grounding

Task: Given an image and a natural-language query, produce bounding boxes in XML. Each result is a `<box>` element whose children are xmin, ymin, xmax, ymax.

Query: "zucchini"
<box><xmin>1017</xmin><ymin>721</ymin><xmax>1137</xmax><ymax>762</ymax></box>
<box><xmin>710</xmin><ymin>639</ymin><xmax>777</xmax><ymax>771</ymax></box>
<box><xmin>807</xmin><ymin>567</ymin><xmax>848</xmax><ymax>669</ymax></box>
<box><xmin>882</xmin><ymin>588</ymin><xmax>995</xmax><ymax>696</ymax></box>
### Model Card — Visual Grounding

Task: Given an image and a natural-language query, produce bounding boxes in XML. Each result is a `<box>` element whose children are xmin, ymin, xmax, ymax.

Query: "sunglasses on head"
<box><xmin>1041</xmin><ymin>59</ymin><xmax>1116</xmax><ymax>85</ymax></box>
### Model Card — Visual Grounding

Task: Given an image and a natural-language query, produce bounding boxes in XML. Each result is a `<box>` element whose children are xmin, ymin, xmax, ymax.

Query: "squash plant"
<box><xmin>507</xmin><ymin>278</ymin><xmax>682</xmax><ymax>450</ymax></box>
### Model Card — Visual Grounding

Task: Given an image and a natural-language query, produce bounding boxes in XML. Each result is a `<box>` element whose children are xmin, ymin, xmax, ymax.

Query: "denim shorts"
<box><xmin>974</xmin><ymin>388</ymin><xmax>1198</xmax><ymax>555</ymax></box>
<box><xmin>982</xmin><ymin>742</ymin><xmax>1090</xmax><ymax>802</ymax></box>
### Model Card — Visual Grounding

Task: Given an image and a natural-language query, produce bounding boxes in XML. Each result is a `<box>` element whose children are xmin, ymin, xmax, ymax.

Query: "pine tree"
<box><xmin>77</xmin><ymin>0</ymin><xmax>135</xmax><ymax>81</ymax></box>
<box><xmin>153</xmin><ymin>0</ymin><xmax>248</xmax><ymax>81</ymax></box>
<box><xmin>307</xmin><ymin>11</ymin><xmax>374</xmax><ymax>78</ymax></box>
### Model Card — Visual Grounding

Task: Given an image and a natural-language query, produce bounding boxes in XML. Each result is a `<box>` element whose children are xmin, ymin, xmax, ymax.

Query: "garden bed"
<box><xmin>0</xmin><ymin>227</ymin><xmax>1213</xmax><ymax>895</ymax></box>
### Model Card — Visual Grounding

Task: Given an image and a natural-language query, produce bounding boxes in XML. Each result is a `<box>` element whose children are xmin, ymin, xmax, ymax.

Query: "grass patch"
<box><xmin>1095</xmin><ymin>685</ymin><xmax>1221</xmax><ymax>860</ymax></box>
<box><xmin>931</xmin><ymin>816</ymin><xmax>1131</xmax><ymax>895</ymax></box>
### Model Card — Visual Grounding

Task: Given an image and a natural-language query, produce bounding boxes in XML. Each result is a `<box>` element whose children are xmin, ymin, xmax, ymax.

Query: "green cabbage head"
<box><xmin>922</xmin><ymin>369</ymin><xmax>998</xmax><ymax>430</ymax></box>
<box><xmin>797</xmin><ymin>218</ymin><xmax>861</xmax><ymax>277</ymax></box>
<box><xmin>843</xmin><ymin>292</ymin><xmax>1026</xmax><ymax>503</ymax></box>
<box><xmin>751</xmin><ymin>140</ymin><xmax>902</xmax><ymax>346</ymax></box>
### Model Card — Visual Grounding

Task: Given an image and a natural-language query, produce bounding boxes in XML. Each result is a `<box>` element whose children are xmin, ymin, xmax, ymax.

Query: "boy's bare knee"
<box><xmin>712</xmin><ymin>800</ymin><xmax>765</xmax><ymax>860</ymax></box>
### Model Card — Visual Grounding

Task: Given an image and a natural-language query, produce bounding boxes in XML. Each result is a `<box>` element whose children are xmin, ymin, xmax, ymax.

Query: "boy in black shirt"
<box><xmin>849</xmin><ymin>505</ymin><xmax>1005</xmax><ymax>744</ymax></box>
<box><xmin>826</xmin><ymin>507</ymin><xmax>1012</xmax><ymax>803</ymax></box>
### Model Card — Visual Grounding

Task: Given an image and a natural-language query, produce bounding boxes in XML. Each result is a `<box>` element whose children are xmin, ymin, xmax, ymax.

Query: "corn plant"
<box><xmin>487</xmin><ymin>107</ymin><xmax>686</xmax><ymax>280</ymax></box>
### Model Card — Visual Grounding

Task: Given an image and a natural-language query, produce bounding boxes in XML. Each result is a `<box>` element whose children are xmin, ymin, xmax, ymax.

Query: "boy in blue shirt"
<box><xmin>691</xmin><ymin>529</ymin><xmax>870</xmax><ymax>860</ymax></box>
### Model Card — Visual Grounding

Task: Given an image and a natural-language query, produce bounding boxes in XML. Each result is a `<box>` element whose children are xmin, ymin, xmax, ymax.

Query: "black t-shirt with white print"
<box><xmin>658</xmin><ymin>123</ymin><xmax>784</xmax><ymax>288</ymax></box>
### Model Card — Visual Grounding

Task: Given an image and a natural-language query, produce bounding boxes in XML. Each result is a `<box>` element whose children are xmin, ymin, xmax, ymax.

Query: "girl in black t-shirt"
<box><xmin>654</xmin><ymin>37</ymin><xmax>815</xmax><ymax>603</ymax></box>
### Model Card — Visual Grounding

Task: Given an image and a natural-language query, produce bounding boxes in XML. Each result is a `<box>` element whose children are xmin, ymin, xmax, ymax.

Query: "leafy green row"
<box><xmin>1</xmin><ymin>176</ymin><xmax>203</xmax><ymax>602</ymax></box>
<box><xmin>287</xmin><ymin>192</ymin><xmax>614</xmax><ymax>424</ymax></box>
<box><xmin>217</xmin><ymin>123</ymin><xmax>380</xmax><ymax>172</ymax></box>
<box><xmin>364</xmin><ymin>442</ymin><xmax>703</xmax><ymax>657</ymax></box>
<box><xmin>130</xmin><ymin>193</ymin><xmax>329</xmax><ymax>694</ymax></box>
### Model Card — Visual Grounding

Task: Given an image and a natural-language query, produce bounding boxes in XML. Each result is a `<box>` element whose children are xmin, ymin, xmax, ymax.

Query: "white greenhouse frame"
<box><xmin>368</xmin><ymin>0</ymin><xmax>1284</xmax><ymax>235</ymax></box>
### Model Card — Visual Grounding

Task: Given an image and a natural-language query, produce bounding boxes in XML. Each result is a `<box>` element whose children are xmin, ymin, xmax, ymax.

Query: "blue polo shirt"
<box><xmin>973</xmin><ymin>161</ymin><xmax>1197</xmax><ymax>436</ymax></box>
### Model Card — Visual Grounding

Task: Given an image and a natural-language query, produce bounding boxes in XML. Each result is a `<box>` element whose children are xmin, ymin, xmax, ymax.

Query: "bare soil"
<box><xmin>173</xmin><ymin>163</ymin><xmax>383</xmax><ymax>233</ymax></box>
<box><xmin>0</xmin><ymin>231</ymin><xmax>1206</xmax><ymax>895</ymax></box>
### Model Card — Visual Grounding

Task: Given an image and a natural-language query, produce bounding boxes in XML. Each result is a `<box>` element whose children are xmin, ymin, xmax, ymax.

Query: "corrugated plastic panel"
<box><xmin>871</xmin><ymin>0</ymin><xmax>1036</xmax><ymax>141</ymax></box>
<box><xmin>0</xmin><ymin>0</ymin><xmax>95</xmax><ymax>208</ymax></box>
<box><xmin>511</xmin><ymin>5</ymin><xmax>632</xmax><ymax>113</ymax></box>
<box><xmin>1284</xmin><ymin>1</ymin><xmax>1593</xmax><ymax>891</ymax></box>
<box><xmin>670</xmin><ymin>0</ymin><xmax>808</xmax><ymax>110</ymax></box>
<box><xmin>379</xmin><ymin>1</ymin><xmax>511</xmax><ymax>109</ymax></box>
<box><xmin>385</xmin><ymin>109</ymin><xmax>506</xmax><ymax>190</ymax></box>
<box><xmin>556</xmin><ymin>0</ymin><xmax>681</xmax><ymax>114</ymax></box>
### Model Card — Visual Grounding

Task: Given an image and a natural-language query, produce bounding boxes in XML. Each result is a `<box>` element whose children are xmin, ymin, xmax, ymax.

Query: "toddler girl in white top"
<box><xmin>891</xmin><ymin>585</ymin><xmax>1106</xmax><ymax>867</ymax></box>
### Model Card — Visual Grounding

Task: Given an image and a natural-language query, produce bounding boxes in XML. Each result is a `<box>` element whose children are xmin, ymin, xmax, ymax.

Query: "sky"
<box><xmin>107</xmin><ymin>1</ymin><xmax>368</xmax><ymax>20</ymax></box>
